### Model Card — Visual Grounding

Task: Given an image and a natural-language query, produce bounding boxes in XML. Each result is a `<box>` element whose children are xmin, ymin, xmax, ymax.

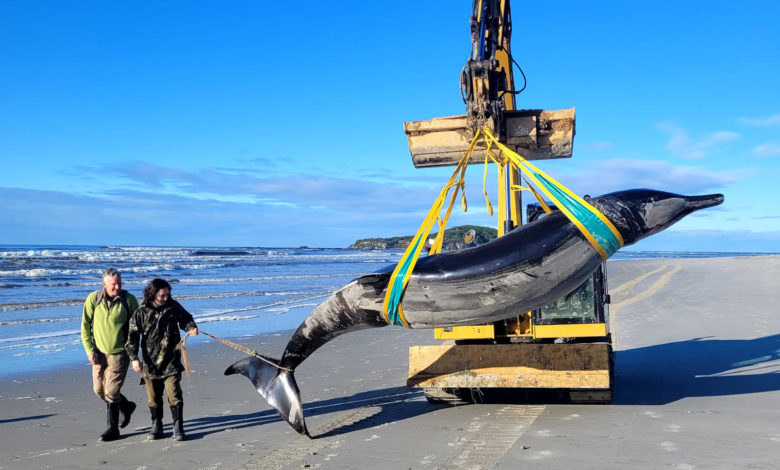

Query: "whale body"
<box><xmin>226</xmin><ymin>188</ymin><xmax>724</xmax><ymax>436</ymax></box>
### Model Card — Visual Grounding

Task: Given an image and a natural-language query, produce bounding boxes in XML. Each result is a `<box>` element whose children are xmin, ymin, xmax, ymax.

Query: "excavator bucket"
<box><xmin>404</xmin><ymin>108</ymin><xmax>575</xmax><ymax>167</ymax></box>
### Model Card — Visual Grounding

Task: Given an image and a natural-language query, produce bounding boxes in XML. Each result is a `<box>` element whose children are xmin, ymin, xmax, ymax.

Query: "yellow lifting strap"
<box><xmin>381</xmin><ymin>131</ymin><xmax>480</xmax><ymax>327</ymax></box>
<box><xmin>481</xmin><ymin>127</ymin><xmax>624</xmax><ymax>259</ymax></box>
<box><xmin>382</xmin><ymin>127</ymin><xmax>623</xmax><ymax>327</ymax></box>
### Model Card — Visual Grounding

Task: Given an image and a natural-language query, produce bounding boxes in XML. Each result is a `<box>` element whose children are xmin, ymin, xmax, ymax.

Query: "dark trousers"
<box><xmin>144</xmin><ymin>374</ymin><xmax>183</xmax><ymax>407</ymax></box>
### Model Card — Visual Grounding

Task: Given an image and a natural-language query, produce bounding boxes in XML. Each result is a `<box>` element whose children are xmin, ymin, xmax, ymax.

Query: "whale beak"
<box><xmin>685</xmin><ymin>193</ymin><xmax>724</xmax><ymax>211</ymax></box>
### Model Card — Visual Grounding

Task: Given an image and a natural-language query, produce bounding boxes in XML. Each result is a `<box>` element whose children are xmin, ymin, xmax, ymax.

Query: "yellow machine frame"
<box><xmin>405</xmin><ymin>0</ymin><xmax>612</xmax><ymax>402</ymax></box>
<box><xmin>432</xmin><ymin>0</ymin><xmax>608</xmax><ymax>345</ymax></box>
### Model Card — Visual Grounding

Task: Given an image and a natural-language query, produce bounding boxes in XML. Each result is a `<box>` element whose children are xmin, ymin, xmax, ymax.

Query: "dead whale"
<box><xmin>226</xmin><ymin>188</ymin><xmax>724</xmax><ymax>436</ymax></box>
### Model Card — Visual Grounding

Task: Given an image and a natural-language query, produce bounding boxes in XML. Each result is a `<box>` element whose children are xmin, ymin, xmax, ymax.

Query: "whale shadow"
<box><xmin>183</xmin><ymin>334</ymin><xmax>779</xmax><ymax>438</ymax></box>
<box><xmin>178</xmin><ymin>386</ymin><xmax>431</xmax><ymax>440</ymax></box>
<box><xmin>613</xmin><ymin>333</ymin><xmax>780</xmax><ymax>405</ymax></box>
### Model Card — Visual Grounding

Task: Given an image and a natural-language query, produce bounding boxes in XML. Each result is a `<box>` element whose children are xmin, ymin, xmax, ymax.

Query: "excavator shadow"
<box><xmin>409</xmin><ymin>334</ymin><xmax>780</xmax><ymax>408</ymax></box>
<box><xmin>612</xmin><ymin>333</ymin><xmax>780</xmax><ymax>405</ymax></box>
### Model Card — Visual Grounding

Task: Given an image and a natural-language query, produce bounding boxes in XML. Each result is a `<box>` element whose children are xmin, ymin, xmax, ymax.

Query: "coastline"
<box><xmin>1</xmin><ymin>250</ymin><xmax>774</xmax><ymax>381</ymax></box>
<box><xmin>1</xmin><ymin>255</ymin><xmax>779</xmax><ymax>469</ymax></box>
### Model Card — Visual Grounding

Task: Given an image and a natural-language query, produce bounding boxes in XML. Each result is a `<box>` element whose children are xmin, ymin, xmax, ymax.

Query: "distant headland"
<box><xmin>348</xmin><ymin>225</ymin><xmax>497</xmax><ymax>251</ymax></box>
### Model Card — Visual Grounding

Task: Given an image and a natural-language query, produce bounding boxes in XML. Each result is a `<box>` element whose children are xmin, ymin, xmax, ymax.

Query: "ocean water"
<box><xmin>0</xmin><ymin>245</ymin><xmax>400</xmax><ymax>378</ymax></box>
<box><xmin>0</xmin><ymin>245</ymin><xmax>769</xmax><ymax>378</ymax></box>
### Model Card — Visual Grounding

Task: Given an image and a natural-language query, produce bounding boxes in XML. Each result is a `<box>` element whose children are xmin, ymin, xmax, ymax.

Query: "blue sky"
<box><xmin>1</xmin><ymin>1</ymin><xmax>778</xmax><ymax>251</ymax></box>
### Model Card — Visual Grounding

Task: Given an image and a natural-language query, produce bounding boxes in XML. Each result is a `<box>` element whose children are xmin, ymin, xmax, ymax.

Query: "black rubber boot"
<box><xmin>170</xmin><ymin>403</ymin><xmax>185</xmax><ymax>441</ymax></box>
<box><xmin>148</xmin><ymin>406</ymin><xmax>163</xmax><ymax>440</ymax></box>
<box><xmin>118</xmin><ymin>395</ymin><xmax>136</xmax><ymax>429</ymax></box>
<box><xmin>99</xmin><ymin>402</ymin><xmax>120</xmax><ymax>441</ymax></box>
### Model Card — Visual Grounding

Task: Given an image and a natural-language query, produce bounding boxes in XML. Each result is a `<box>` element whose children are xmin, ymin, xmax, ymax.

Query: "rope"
<box><xmin>382</xmin><ymin>126</ymin><xmax>625</xmax><ymax>326</ymax></box>
<box><xmin>176</xmin><ymin>330</ymin><xmax>292</xmax><ymax>377</ymax></box>
<box><xmin>382</xmin><ymin>130</ymin><xmax>481</xmax><ymax>327</ymax></box>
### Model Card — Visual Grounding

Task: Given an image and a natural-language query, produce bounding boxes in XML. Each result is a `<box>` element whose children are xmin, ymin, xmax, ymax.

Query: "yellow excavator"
<box><xmin>404</xmin><ymin>0</ymin><xmax>612</xmax><ymax>404</ymax></box>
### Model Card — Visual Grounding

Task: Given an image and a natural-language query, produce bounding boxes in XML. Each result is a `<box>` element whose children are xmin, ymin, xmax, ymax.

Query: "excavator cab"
<box><xmin>526</xmin><ymin>203</ymin><xmax>610</xmax><ymax>342</ymax></box>
<box><xmin>431</xmin><ymin>204</ymin><xmax>610</xmax><ymax>345</ymax></box>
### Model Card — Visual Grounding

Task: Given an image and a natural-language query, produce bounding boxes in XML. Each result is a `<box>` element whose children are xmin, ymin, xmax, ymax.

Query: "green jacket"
<box><xmin>126</xmin><ymin>299</ymin><xmax>197</xmax><ymax>379</ymax></box>
<box><xmin>81</xmin><ymin>289</ymin><xmax>139</xmax><ymax>356</ymax></box>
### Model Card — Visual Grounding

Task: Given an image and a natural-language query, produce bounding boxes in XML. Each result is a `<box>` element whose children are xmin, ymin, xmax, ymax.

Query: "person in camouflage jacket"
<box><xmin>126</xmin><ymin>278</ymin><xmax>198</xmax><ymax>441</ymax></box>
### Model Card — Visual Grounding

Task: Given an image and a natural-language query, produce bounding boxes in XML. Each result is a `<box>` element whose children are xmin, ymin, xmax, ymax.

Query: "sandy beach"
<box><xmin>1</xmin><ymin>255</ymin><xmax>778</xmax><ymax>469</ymax></box>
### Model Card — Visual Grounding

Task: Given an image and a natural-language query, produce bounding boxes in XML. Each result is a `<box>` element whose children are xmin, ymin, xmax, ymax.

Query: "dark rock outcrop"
<box><xmin>349</xmin><ymin>225</ymin><xmax>497</xmax><ymax>251</ymax></box>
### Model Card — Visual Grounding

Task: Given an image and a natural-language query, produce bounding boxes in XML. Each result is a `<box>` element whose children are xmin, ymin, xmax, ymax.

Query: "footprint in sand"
<box><xmin>530</xmin><ymin>450</ymin><xmax>553</xmax><ymax>460</ymax></box>
<box><xmin>660</xmin><ymin>441</ymin><xmax>677</xmax><ymax>452</ymax></box>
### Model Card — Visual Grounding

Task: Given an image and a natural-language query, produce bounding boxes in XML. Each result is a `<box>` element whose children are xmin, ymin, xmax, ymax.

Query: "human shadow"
<box><xmin>178</xmin><ymin>386</ymin><xmax>430</xmax><ymax>440</ymax></box>
<box><xmin>613</xmin><ymin>333</ymin><xmax>780</xmax><ymax>405</ymax></box>
<box><xmin>0</xmin><ymin>414</ymin><xmax>56</xmax><ymax>425</ymax></box>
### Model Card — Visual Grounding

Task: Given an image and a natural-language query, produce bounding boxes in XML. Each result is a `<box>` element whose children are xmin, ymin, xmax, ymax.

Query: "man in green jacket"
<box><xmin>81</xmin><ymin>268</ymin><xmax>139</xmax><ymax>441</ymax></box>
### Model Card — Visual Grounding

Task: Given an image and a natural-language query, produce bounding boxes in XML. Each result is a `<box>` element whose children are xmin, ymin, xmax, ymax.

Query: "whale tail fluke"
<box><xmin>225</xmin><ymin>356</ymin><xmax>310</xmax><ymax>437</ymax></box>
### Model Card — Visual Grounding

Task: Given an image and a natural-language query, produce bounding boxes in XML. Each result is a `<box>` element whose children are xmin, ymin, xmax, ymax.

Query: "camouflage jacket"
<box><xmin>125</xmin><ymin>299</ymin><xmax>197</xmax><ymax>379</ymax></box>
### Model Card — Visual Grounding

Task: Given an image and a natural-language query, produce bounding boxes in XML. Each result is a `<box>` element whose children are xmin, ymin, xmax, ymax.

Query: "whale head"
<box><xmin>592</xmin><ymin>189</ymin><xmax>724</xmax><ymax>246</ymax></box>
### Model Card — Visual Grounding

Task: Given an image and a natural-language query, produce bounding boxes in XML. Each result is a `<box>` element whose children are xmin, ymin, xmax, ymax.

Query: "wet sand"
<box><xmin>1</xmin><ymin>255</ymin><xmax>779</xmax><ymax>469</ymax></box>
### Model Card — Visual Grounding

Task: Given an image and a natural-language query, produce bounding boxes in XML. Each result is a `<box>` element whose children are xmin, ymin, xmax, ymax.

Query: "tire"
<box><xmin>423</xmin><ymin>387</ymin><xmax>472</xmax><ymax>405</ymax></box>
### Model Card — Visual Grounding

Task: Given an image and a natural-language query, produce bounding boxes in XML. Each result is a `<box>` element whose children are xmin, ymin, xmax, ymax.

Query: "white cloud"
<box><xmin>100</xmin><ymin>162</ymin><xmax>444</xmax><ymax>214</ymax></box>
<box><xmin>657</xmin><ymin>123</ymin><xmax>739</xmax><ymax>159</ymax></box>
<box><xmin>4</xmin><ymin>186</ymin><xmax>774</xmax><ymax>251</ymax></box>
<box><xmin>548</xmin><ymin>158</ymin><xmax>737</xmax><ymax>196</ymax></box>
<box><xmin>753</xmin><ymin>143</ymin><xmax>780</xmax><ymax>158</ymax></box>
<box><xmin>0</xmin><ymin>174</ymin><xmax>459</xmax><ymax>247</ymax></box>
<box><xmin>738</xmin><ymin>114</ymin><xmax>780</xmax><ymax>127</ymax></box>
<box><xmin>1</xmin><ymin>152</ymin><xmax>745</xmax><ymax>247</ymax></box>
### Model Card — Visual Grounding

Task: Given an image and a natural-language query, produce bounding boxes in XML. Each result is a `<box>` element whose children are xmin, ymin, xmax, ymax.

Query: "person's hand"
<box><xmin>132</xmin><ymin>360</ymin><xmax>142</xmax><ymax>372</ymax></box>
<box><xmin>189</xmin><ymin>328</ymin><xmax>199</xmax><ymax>337</ymax></box>
<box><xmin>88</xmin><ymin>353</ymin><xmax>98</xmax><ymax>365</ymax></box>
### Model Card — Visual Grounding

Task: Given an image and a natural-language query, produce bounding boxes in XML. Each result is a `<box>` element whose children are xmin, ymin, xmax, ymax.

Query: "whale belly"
<box><xmin>400</xmin><ymin>234</ymin><xmax>601</xmax><ymax>328</ymax></box>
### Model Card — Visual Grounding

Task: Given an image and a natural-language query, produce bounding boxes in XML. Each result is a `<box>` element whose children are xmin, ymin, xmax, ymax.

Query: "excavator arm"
<box><xmin>461</xmin><ymin>0</ymin><xmax>518</xmax><ymax>138</ymax></box>
<box><xmin>405</xmin><ymin>2</ymin><xmax>611</xmax><ymax>404</ymax></box>
<box><xmin>404</xmin><ymin>0</ymin><xmax>575</xmax><ymax>234</ymax></box>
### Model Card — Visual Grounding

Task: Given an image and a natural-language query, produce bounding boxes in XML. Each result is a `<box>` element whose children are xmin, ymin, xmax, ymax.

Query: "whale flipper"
<box><xmin>224</xmin><ymin>356</ymin><xmax>309</xmax><ymax>437</ymax></box>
